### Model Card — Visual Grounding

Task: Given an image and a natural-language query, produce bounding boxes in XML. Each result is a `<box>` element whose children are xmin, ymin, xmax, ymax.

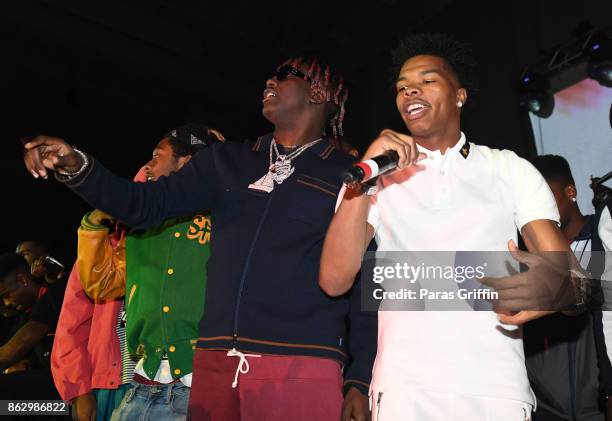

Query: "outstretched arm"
<box><xmin>23</xmin><ymin>136</ymin><xmax>218</xmax><ymax>229</ymax></box>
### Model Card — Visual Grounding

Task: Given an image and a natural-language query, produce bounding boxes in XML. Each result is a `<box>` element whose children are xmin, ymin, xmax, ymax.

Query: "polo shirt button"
<box><xmin>167</xmin><ymin>268</ymin><xmax>174</xmax><ymax>275</ymax></box>
<box><xmin>110</xmin><ymin>381</ymin><xmax>114</xmax><ymax>386</ymax></box>
<box><xmin>155</xmin><ymin>347</ymin><xmax>161</xmax><ymax>353</ymax></box>
<box><xmin>174</xmin><ymin>232</ymin><xmax>181</xmax><ymax>238</ymax></box>
<box><xmin>174</xmin><ymin>369</ymin><xmax>181</xmax><ymax>375</ymax></box>
<box><xmin>169</xmin><ymin>346</ymin><xmax>176</xmax><ymax>352</ymax></box>
<box><xmin>163</xmin><ymin>306</ymin><xmax>170</xmax><ymax>313</ymax></box>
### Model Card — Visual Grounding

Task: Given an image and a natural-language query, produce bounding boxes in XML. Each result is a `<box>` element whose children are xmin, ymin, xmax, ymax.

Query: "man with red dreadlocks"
<box><xmin>23</xmin><ymin>57</ymin><xmax>377</xmax><ymax>421</ymax></box>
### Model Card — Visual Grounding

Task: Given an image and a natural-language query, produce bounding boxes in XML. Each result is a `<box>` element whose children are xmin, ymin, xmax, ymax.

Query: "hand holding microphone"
<box><xmin>342</xmin><ymin>129</ymin><xmax>426</xmax><ymax>184</ymax></box>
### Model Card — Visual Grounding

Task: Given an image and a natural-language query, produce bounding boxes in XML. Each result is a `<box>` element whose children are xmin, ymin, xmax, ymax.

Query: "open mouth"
<box><xmin>262</xmin><ymin>88</ymin><xmax>278</xmax><ymax>102</ymax></box>
<box><xmin>404</xmin><ymin>102</ymin><xmax>430</xmax><ymax>119</ymax></box>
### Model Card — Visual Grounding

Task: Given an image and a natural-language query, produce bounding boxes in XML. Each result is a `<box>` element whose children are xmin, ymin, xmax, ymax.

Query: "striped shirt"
<box><xmin>116</xmin><ymin>301</ymin><xmax>139</xmax><ymax>384</ymax></box>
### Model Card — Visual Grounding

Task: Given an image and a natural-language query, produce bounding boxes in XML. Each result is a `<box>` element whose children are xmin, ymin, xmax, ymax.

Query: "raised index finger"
<box><xmin>23</xmin><ymin>135</ymin><xmax>63</xmax><ymax>150</ymax></box>
<box><xmin>23</xmin><ymin>136</ymin><xmax>50</xmax><ymax>150</ymax></box>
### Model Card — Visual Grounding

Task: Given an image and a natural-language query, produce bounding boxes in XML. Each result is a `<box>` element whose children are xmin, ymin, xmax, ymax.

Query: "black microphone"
<box><xmin>342</xmin><ymin>150</ymin><xmax>399</xmax><ymax>184</ymax></box>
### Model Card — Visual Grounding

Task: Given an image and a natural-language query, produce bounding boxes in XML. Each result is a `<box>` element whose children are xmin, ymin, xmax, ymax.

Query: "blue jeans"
<box><xmin>110</xmin><ymin>381</ymin><xmax>189</xmax><ymax>421</ymax></box>
<box><xmin>93</xmin><ymin>384</ymin><xmax>131</xmax><ymax>421</ymax></box>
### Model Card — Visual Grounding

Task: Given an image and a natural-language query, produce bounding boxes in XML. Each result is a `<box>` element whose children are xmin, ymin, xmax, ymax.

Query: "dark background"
<box><xmin>1</xmin><ymin>0</ymin><xmax>611</xmax><ymax>263</ymax></box>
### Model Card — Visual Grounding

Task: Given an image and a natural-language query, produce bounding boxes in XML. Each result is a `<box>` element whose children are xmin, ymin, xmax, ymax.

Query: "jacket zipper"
<box><xmin>232</xmin><ymin>191</ymin><xmax>276</xmax><ymax>348</ymax></box>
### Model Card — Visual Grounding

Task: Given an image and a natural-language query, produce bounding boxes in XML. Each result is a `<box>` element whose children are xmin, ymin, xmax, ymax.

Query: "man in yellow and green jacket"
<box><xmin>77</xmin><ymin>123</ymin><xmax>223</xmax><ymax>421</ymax></box>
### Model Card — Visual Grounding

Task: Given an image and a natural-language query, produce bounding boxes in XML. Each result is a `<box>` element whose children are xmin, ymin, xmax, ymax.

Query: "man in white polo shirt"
<box><xmin>319</xmin><ymin>33</ymin><xmax>574</xmax><ymax>420</ymax></box>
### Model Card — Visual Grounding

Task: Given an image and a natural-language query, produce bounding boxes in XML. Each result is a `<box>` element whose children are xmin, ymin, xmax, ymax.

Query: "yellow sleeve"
<box><xmin>77</xmin><ymin>226</ymin><xmax>126</xmax><ymax>301</ymax></box>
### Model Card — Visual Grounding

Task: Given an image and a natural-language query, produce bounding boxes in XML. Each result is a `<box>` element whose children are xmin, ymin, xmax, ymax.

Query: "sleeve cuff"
<box><xmin>81</xmin><ymin>212</ymin><xmax>109</xmax><ymax>231</ymax></box>
<box><xmin>516</xmin><ymin>215</ymin><xmax>560</xmax><ymax>232</ymax></box>
<box><xmin>55</xmin><ymin>154</ymin><xmax>96</xmax><ymax>188</ymax></box>
<box><xmin>343</xmin><ymin>379</ymin><xmax>370</xmax><ymax>396</ymax></box>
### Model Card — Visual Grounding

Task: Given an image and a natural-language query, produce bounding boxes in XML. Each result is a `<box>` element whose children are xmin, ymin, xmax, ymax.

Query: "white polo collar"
<box><xmin>415</xmin><ymin>132</ymin><xmax>470</xmax><ymax>162</ymax></box>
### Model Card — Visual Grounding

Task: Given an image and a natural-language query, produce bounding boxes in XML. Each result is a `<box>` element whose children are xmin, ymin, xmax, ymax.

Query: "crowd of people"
<box><xmin>1</xmin><ymin>33</ymin><xmax>611</xmax><ymax>421</ymax></box>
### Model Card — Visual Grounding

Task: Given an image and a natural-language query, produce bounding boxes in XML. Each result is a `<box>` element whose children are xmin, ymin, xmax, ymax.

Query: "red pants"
<box><xmin>188</xmin><ymin>349</ymin><xmax>344</xmax><ymax>421</ymax></box>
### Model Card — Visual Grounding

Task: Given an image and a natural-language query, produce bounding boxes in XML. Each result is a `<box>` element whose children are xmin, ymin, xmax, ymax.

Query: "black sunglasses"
<box><xmin>272</xmin><ymin>65</ymin><xmax>312</xmax><ymax>82</ymax></box>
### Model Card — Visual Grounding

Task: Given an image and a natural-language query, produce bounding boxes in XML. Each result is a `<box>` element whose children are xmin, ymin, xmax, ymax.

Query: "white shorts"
<box><xmin>370</xmin><ymin>385</ymin><xmax>532</xmax><ymax>421</ymax></box>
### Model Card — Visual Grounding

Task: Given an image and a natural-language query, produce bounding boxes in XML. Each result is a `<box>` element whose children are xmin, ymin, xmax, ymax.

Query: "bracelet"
<box><xmin>56</xmin><ymin>148</ymin><xmax>89</xmax><ymax>178</ymax></box>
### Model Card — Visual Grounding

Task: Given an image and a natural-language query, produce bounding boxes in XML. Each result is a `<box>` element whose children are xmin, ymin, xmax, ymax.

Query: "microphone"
<box><xmin>342</xmin><ymin>150</ymin><xmax>399</xmax><ymax>184</ymax></box>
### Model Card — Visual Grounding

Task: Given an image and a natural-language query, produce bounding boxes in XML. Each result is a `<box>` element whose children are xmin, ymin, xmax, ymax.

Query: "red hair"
<box><xmin>286</xmin><ymin>57</ymin><xmax>349</xmax><ymax>136</ymax></box>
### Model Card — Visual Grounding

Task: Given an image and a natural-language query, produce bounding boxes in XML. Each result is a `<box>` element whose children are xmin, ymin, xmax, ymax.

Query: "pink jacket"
<box><xmin>51</xmin><ymin>167</ymin><xmax>146</xmax><ymax>402</ymax></box>
<box><xmin>51</xmin><ymin>264</ymin><xmax>122</xmax><ymax>401</ymax></box>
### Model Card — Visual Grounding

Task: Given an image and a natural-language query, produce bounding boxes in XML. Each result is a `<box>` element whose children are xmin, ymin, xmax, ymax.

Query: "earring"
<box><xmin>457</xmin><ymin>101</ymin><xmax>463</xmax><ymax>108</ymax></box>
<box><xmin>571</xmin><ymin>197</ymin><xmax>577</xmax><ymax>202</ymax></box>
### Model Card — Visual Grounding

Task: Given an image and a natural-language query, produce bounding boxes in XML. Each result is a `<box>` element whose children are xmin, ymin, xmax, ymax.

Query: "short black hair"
<box><xmin>392</xmin><ymin>33</ymin><xmax>478</xmax><ymax>98</ymax></box>
<box><xmin>0</xmin><ymin>253</ymin><xmax>29</xmax><ymax>281</ymax></box>
<box><xmin>531</xmin><ymin>155</ymin><xmax>576</xmax><ymax>186</ymax></box>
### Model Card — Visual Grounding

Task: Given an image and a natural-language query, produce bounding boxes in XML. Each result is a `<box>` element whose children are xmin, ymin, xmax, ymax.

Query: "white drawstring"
<box><xmin>226</xmin><ymin>348</ymin><xmax>261</xmax><ymax>388</ymax></box>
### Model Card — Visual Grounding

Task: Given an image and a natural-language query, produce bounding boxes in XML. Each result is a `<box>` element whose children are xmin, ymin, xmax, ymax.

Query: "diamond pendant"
<box><xmin>248</xmin><ymin>167</ymin><xmax>275</xmax><ymax>193</ymax></box>
<box><xmin>248</xmin><ymin>142</ymin><xmax>307</xmax><ymax>193</ymax></box>
<box><xmin>271</xmin><ymin>158</ymin><xmax>294</xmax><ymax>184</ymax></box>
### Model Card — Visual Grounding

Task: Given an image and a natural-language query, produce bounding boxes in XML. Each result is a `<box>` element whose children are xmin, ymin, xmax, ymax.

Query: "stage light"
<box><xmin>588</xmin><ymin>62</ymin><xmax>612</xmax><ymax>87</ymax></box>
<box><xmin>587</xmin><ymin>31</ymin><xmax>612</xmax><ymax>88</ymax></box>
<box><xmin>519</xmin><ymin>73</ymin><xmax>555</xmax><ymax>118</ymax></box>
<box><xmin>520</xmin><ymin>93</ymin><xmax>555</xmax><ymax>118</ymax></box>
